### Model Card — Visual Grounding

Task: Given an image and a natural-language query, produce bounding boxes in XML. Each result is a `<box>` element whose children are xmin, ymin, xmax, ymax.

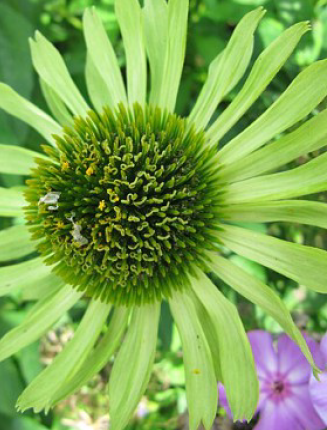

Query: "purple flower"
<box><xmin>219</xmin><ymin>330</ymin><xmax>326</xmax><ymax>430</ymax></box>
<box><xmin>310</xmin><ymin>334</ymin><xmax>327</xmax><ymax>424</ymax></box>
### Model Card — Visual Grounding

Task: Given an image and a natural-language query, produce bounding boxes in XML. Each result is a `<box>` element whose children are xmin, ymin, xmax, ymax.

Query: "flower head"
<box><xmin>0</xmin><ymin>1</ymin><xmax>327</xmax><ymax>429</ymax></box>
<box><xmin>220</xmin><ymin>331</ymin><xmax>326</xmax><ymax>430</ymax></box>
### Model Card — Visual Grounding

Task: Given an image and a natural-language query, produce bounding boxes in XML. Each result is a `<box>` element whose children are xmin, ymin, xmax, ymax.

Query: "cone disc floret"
<box><xmin>25</xmin><ymin>104</ymin><xmax>222</xmax><ymax>305</ymax></box>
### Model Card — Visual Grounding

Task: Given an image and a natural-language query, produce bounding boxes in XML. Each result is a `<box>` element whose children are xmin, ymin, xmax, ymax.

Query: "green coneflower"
<box><xmin>0</xmin><ymin>1</ymin><xmax>327</xmax><ymax>429</ymax></box>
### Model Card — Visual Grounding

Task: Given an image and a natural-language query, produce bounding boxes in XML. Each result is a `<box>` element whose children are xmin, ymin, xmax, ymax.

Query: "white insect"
<box><xmin>39</xmin><ymin>192</ymin><xmax>61</xmax><ymax>211</ymax></box>
<box><xmin>67</xmin><ymin>212</ymin><xmax>89</xmax><ymax>246</ymax></box>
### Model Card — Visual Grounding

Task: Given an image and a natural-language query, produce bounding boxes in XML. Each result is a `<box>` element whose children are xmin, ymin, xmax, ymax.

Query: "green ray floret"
<box><xmin>25</xmin><ymin>104</ymin><xmax>222</xmax><ymax>305</ymax></box>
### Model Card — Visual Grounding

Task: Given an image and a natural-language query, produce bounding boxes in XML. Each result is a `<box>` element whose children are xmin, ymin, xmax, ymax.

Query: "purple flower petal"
<box><xmin>287</xmin><ymin>384</ymin><xmax>325</xmax><ymax>430</ymax></box>
<box><xmin>218</xmin><ymin>383</ymin><xmax>232</xmax><ymax>418</ymax></box>
<box><xmin>254</xmin><ymin>398</ymin><xmax>303</xmax><ymax>430</ymax></box>
<box><xmin>248</xmin><ymin>330</ymin><xmax>278</xmax><ymax>381</ymax></box>
<box><xmin>277</xmin><ymin>334</ymin><xmax>323</xmax><ymax>384</ymax></box>
<box><xmin>319</xmin><ymin>334</ymin><xmax>327</xmax><ymax>364</ymax></box>
<box><xmin>309</xmin><ymin>371</ymin><xmax>327</xmax><ymax>425</ymax></box>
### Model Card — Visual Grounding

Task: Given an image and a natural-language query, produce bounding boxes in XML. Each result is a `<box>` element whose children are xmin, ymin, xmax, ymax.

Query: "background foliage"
<box><xmin>0</xmin><ymin>0</ymin><xmax>327</xmax><ymax>429</ymax></box>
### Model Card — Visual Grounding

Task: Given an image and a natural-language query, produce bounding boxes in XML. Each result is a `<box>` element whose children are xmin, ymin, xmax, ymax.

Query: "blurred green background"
<box><xmin>0</xmin><ymin>0</ymin><xmax>327</xmax><ymax>429</ymax></box>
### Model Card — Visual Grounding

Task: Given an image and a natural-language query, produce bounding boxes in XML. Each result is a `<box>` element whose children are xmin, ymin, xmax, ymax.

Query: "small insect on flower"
<box><xmin>0</xmin><ymin>1</ymin><xmax>327</xmax><ymax>430</ymax></box>
<box><xmin>38</xmin><ymin>192</ymin><xmax>61</xmax><ymax>211</ymax></box>
<box><xmin>67</xmin><ymin>213</ymin><xmax>89</xmax><ymax>246</ymax></box>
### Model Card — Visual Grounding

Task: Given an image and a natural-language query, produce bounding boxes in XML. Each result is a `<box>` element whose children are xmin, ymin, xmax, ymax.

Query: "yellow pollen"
<box><xmin>86</xmin><ymin>167</ymin><xmax>94</xmax><ymax>176</ymax></box>
<box><xmin>62</xmin><ymin>161</ymin><xmax>69</xmax><ymax>171</ymax></box>
<box><xmin>99</xmin><ymin>200</ymin><xmax>106</xmax><ymax>211</ymax></box>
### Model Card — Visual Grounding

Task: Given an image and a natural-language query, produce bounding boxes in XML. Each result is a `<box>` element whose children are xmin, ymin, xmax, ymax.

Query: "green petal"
<box><xmin>219</xmin><ymin>224</ymin><xmax>327</xmax><ymax>294</ymax></box>
<box><xmin>206</xmin><ymin>22</ymin><xmax>309</xmax><ymax>144</ymax></box>
<box><xmin>83</xmin><ymin>8</ymin><xmax>127</xmax><ymax>108</ymax></box>
<box><xmin>143</xmin><ymin>0</ymin><xmax>168</xmax><ymax>105</ymax></box>
<box><xmin>189</xmin><ymin>8</ymin><xmax>264</xmax><ymax>131</ymax></box>
<box><xmin>17</xmin><ymin>299</ymin><xmax>110</xmax><ymax>413</ymax></box>
<box><xmin>85</xmin><ymin>54</ymin><xmax>114</xmax><ymax>112</ymax></box>
<box><xmin>209</xmin><ymin>254</ymin><xmax>319</xmax><ymax>375</ymax></box>
<box><xmin>0</xmin><ymin>257</ymin><xmax>57</xmax><ymax>296</ymax></box>
<box><xmin>115</xmin><ymin>0</ymin><xmax>146</xmax><ymax>105</ymax></box>
<box><xmin>0</xmin><ymin>187</ymin><xmax>25</xmax><ymax>217</ymax></box>
<box><xmin>21</xmin><ymin>277</ymin><xmax>64</xmax><ymax>301</ymax></box>
<box><xmin>224</xmin><ymin>152</ymin><xmax>327</xmax><ymax>204</ymax></box>
<box><xmin>157</xmin><ymin>0</ymin><xmax>189</xmax><ymax>112</ymax></box>
<box><xmin>169</xmin><ymin>290</ymin><xmax>217</xmax><ymax>430</ymax></box>
<box><xmin>109</xmin><ymin>303</ymin><xmax>160</xmax><ymax>430</ymax></box>
<box><xmin>0</xmin><ymin>224</ymin><xmax>35</xmax><ymax>262</ymax></box>
<box><xmin>0</xmin><ymin>84</ymin><xmax>61</xmax><ymax>145</ymax></box>
<box><xmin>30</xmin><ymin>32</ymin><xmax>89</xmax><ymax>117</ymax></box>
<box><xmin>224</xmin><ymin>200</ymin><xmax>327</xmax><ymax>229</ymax></box>
<box><xmin>218</xmin><ymin>59</ymin><xmax>327</xmax><ymax>164</ymax></box>
<box><xmin>190</xmin><ymin>291</ymin><xmax>222</xmax><ymax>381</ymax></box>
<box><xmin>0</xmin><ymin>144</ymin><xmax>48</xmax><ymax>175</ymax></box>
<box><xmin>220</xmin><ymin>109</ymin><xmax>327</xmax><ymax>182</ymax></box>
<box><xmin>40</xmin><ymin>79</ymin><xmax>73</xmax><ymax>127</ymax></box>
<box><xmin>52</xmin><ymin>307</ymin><xmax>129</xmax><ymax>404</ymax></box>
<box><xmin>0</xmin><ymin>285</ymin><xmax>81</xmax><ymax>363</ymax></box>
<box><xmin>191</xmin><ymin>270</ymin><xmax>259</xmax><ymax>421</ymax></box>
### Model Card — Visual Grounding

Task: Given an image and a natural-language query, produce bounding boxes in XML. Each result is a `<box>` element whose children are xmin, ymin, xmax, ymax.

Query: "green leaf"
<box><xmin>40</xmin><ymin>79</ymin><xmax>73</xmax><ymax>127</ymax></box>
<box><xmin>83</xmin><ymin>7</ymin><xmax>127</xmax><ymax>108</ymax></box>
<box><xmin>109</xmin><ymin>303</ymin><xmax>160</xmax><ymax>430</ymax></box>
<box><xmin>52</xmin><ymin>306</ymin><xmax>129</xmax><ymax>404</ymax></box>
<box><xmin>229</xmin><ymin>255</ymin><xmax>267</xmax><ymax>282</ymax></box>
<box><xmin>0</xmin><ymin>285</ymin><xmax>82</xmax><ymax>363</ymax></box>
<box><xmin>17</xmin><ymin>299</ymin><xmax>110</xmax><ymax>413</ymax></box>
<box><xmin>0</xmin><ymin>84</ymin><xmax>61</xmax><ymax>146</ymax></box>
<box><xmin>158</xmin><ymin>301</ymin><xmax>173</xmax><ymax>351</ymax></box>
<box><xmin>189</xmin><ymin>7</ymin><xmax>265</xmax><ymax>131</ymax></box>
<box><xmin>143</xmin><ymin>0</ymin><xmax>168</xmax><ymax>105</ymax></box>
<box><xmin>220</xmin><ymin>224</ymin><xmax>327</xmax><ymax>294</ymax></box>
<box><xmin>0</xmin><ymin>224</ymin><xmax>35</xmax><ymax>262</ymax></box>
<box><xmin>169</xmin><ymin>290</ymin><xmax>217</xmax><ymax>430</ymax></box>
<box><xmin>224</xmin><ymin>151</ymin><xmax>327</xmax><ymax>203</ymax></box>
<box><xmin>0</xmin><ymin>144</ymin><xmax>48</xmax><ymax>176</ymax></box>
<box><xmin>217</xmin><ymin>59</ymin><xmax>327</xmax><ymax>164</ymax></box>
<box><xmin>0</xmin><ymin>359</ymin><xmax>24</xmax><ymax>417</ymax></box>
<box><xmin>17</xmin><ymin>342</ymin><xmax>43</xmax><ymax>384</ymax></box>
<box><xmin>115</xmin><ymin>0</ymin><xmax>146</xmax><ymax>105</ymax></box>
<box><xmin>0</xmin><ymin>187</ymin><xmax>25</xmax><ymax>217</ymax></box>
<box><xmin>0</xmin><ymin>257</ymin><xmax>60</xmax><ymax>297</ymax></box>
<box><xmin>157</xmin><ymin>0</ymin><xmax>189</xmax><ymax>112</ymax></box>
<box><xmin>0</xmin><ymin>3</ymin><xmax>33</xmax><ymax>146</ymax></box>
<box><xmin>209</xmin><ymin>254</ymin><xmax>319</xmax><ymax>375</ymax></box>
<box><xmin>257</xmin><ymin>16</ymin><xmax>285</xmax><ymax>47</ymax></box>
<box><xmin>220</xmin><ymin>109</ymin><xmax>327</xmax><ymax>182</ymax></box>
<box><xmin>30</xmin><ymin>32</ymin><xmax>89</xmax><ymax>117</ymax></box>
<box><xmin>0</xmin><ymin>416</ymin><xmax>49</xmax><ymax>430</ymax></box>
<box><xmin>85</xmin><ymin>54</ymin><xmax>114</xmax><ymax>112</ymax></box>
<box><xmin>225</xmin><ymin>200</ymin><xmax>327</xmax><ymax>229</ymax></box>
<box><xmin>191</xmin><ymin>270</ymin><xmax>259</xmax><ymax>421</ymax></box>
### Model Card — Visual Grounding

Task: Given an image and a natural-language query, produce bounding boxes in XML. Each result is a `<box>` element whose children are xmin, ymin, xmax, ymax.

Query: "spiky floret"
<box><xmin>24</xmin><ymin>104</ymin><xmax>223</xmax><ymax>305</ymax></box>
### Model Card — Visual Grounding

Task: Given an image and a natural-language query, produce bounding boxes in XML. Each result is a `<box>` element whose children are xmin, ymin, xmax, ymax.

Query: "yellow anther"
<box><xmin>57</xmin><ymin>220</ymin><xmax>65</xmax><ymax>229</ymax></box>
<box><xmin>99</xmin><ymin>200</ymin><xmax>106</xmax><ymax>211</ymax></box>
<box><xmin>62</xmin><ymin>161</ymin><xmax>69</xmax><ymax>171</ymax></box>
<box><xmin>113</xmin><ymin>195</ymin><xmax>120</xmax><ymax>203</ymax></box>
<box><xmin>86</xmin><ymin>167</ymin><xmax>94</xmax><ymax>176</ymax></box>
